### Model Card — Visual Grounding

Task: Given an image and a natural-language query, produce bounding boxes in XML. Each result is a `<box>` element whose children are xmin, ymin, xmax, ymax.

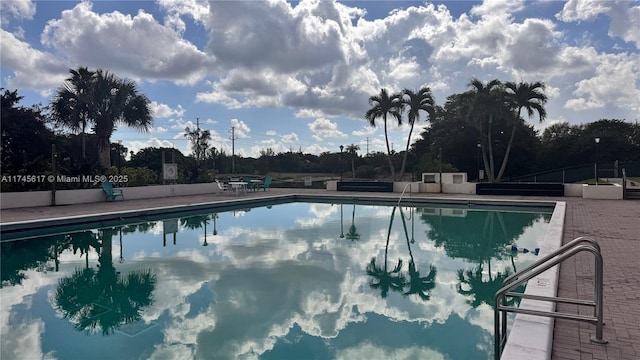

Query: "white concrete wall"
<box><xmin>393</xmin><ymin>182</ymin><xmax>421</xmax><ymax>193</ymax></box>
<box><xmin>0</xmin><ymin>183</ymin><xmax>223</xmax><ymax>209</ymax></box>
<box><xmin>563</xmin><ymin>184</ymin><xmax>583</xmax><ymax>197</ymax></box>
<box><xmin>582</xmin><ymin>184</ymin><xmax>623</xmax><ymax>200</ymax></box>
<box><xmin>419</xmin><ymin>182</ymin><xmax>476</xmax><ymax>194</ymax></box>
<box><xmin>422</xmin><ymin>172</ymin><xmax>468</xmax><ymax>184</ymax></box>
<box><xmin>0</xmin><ymin>191</ymin><xmax>52</xmax><ymax>208</ymax></box>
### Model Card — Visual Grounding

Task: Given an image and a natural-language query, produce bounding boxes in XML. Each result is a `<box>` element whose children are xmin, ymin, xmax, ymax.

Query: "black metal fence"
<box><xmin>506</xmin><ymin>160</ymin><xmax>640</xmax><ymax>183</ymax></box>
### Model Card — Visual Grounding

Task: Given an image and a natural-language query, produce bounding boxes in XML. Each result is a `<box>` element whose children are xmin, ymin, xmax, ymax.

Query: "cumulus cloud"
<box><xmin>309</xmin><ymin>118</ymin><xmax>347</xmax><ymax>141</ymax></box>
<box><xmin>565</xmin><ymin>53</ymin><xmax>640</xmax><ymax>112</ymax></box>
<box><xmin>40</xmin><ymin>1</ymin><xmax>213</xmax><ymax>84</ymax></box>
<box><xmin>0</xmin><ymin>29</ymin><xmax>68</xmax><ymax>92</ymax></box>
<box><xmin>231</xmin><ymin>118</ymin><xmax>250</xmax><ymax>138</ymax></box>
<box><xmin>557</xmin><ymin>0</ymin><xmax>640</xmax><ymax>48</ymax></box>
<box><xmin>0</xmin><ymin>0</ymin><xmax>35</xmax><ymax>26</ymax></box>
<box><xmin>150</xmin><ymin>101</ymin><xmax>185</xmax><ymax>118</ymax></box>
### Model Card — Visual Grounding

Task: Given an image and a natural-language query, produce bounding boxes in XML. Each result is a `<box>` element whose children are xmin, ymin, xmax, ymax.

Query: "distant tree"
<box><xmin>184</xmin><ymin>126</ymin><xmax>211</xmax><ymax>162</ymax></box>
<box><xmin>51</xmin><ymin>67</ymin><xmax>152</xmax><ymax>169</ymax></box>
<box><xmin>365</xmin><ymin>88</ymin><xmax>404</xmax><ymax>180</ymax></box>
<box><xmin>1</xmin><ymin>89</ymin><xmax>54</xmax><ymax>180</ymax></box>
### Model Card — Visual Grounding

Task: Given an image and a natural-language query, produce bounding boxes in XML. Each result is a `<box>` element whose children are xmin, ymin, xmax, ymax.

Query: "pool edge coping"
<box><xmin>500</xmin><ymin>200</ymin><xmax>565</xmax><ymax>360</ymax></box>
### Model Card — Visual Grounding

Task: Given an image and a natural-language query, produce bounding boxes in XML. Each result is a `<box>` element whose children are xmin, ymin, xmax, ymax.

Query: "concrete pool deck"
<box><xmin>0</xmin><ymin>188</ymin><xmax>638</xmax><ymax>359</ymax></box>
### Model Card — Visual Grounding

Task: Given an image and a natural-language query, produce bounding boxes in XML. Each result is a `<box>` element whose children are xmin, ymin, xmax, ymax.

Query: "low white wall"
<box><xmin>0</xmin><ymin>191</ymin><xmax>52</xmax><ymax>209</ymax></box>
<box><xmin>563</xmin><ymin>184</ymin><xmax>583</xmax><ymax>197</ymax></box>
<box><xmin>0</xmin><ymin>183</ymin><xmax>223</xmax><ymax>209</ymax></box>
<box><xmin>582</xmin><ymin>184</ymin><xmax>623</xmax><ymax>200</ymax></box>
<box><xmin>419</xmin><ymin>182</ymin><xmax>476</xmax><ymax>194</ymax></box>
<box><xmin>393</xmin><ymin>182</ymin><xmax>421</xmax><ymax>193</ymax></box>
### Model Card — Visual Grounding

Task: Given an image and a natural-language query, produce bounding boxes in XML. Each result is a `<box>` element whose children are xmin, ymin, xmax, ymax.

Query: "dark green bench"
<box><xmin>337</xmin><ymin>181</ymin><xmax>394</xmax><ymax>192</ymax></box>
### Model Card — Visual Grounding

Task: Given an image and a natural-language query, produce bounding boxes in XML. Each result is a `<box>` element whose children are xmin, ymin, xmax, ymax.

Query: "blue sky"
<box><xmin>1</xmin><ymin>0</ymin><xmax>639</xmax><ymax>159</ymax></box>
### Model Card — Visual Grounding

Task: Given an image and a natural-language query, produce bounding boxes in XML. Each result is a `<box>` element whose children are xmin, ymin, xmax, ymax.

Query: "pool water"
<box><xmin>1</xmin><ymin>201</ymin><xmax>552</xmax><ymax>360</ymax></box>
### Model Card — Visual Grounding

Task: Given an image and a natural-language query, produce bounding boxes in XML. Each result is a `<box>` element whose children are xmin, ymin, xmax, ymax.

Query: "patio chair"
<box><xmin>243</xmin><ymin>177</ymin><xmax>256</xmax><ymax>192</ymax></box>
<box><xmin>102</xmin><ymin>181</ymin><xmax>124</xmax><ymax>201</ymax></box>
<box><xmin>215</xmin><ymin>179</ymin><xmax>230</xmax><ymax>193</ymax></box>
<box><xmin>258</xmin><ymin>176</ymin><xmax>272</xmax><ymax>191</ymax></box>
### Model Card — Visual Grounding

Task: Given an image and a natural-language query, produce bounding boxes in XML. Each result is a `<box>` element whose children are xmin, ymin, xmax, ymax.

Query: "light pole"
<box><xmin>339</xmin><ymin>145</ymin><xmax>344</xmax><ymax>182</ymax></box>
<box><xmin>595</xmin><ymin>137</ymin><xmax>600</xmax><ymax>185</ymax></box>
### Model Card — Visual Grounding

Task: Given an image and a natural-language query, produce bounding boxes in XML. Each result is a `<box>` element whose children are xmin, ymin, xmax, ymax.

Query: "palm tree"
<box><xmin>92</xmin><ymin>70</ymin><xmax>152</xmax><ymax>168</ymax></box>
<box><xmin>366</xmin><ymin>206</ymin><xmax>406</xmax><ymax>298</ymax></box>
<box><xmin>51</xmin><ymin>67</ymin><xmax>96</xmax><ymax>159</ymax></box>
<box><xmin>51</xmin><ymin>67</ymin><xmax>152</xmax><ymax>169</ymax></box>
<box><xmin>399</xmin><ymin>87</ymin><xmax>435</xmax><ymax>180</ymax></box>
<box><xmin>345</xmin><ymin>144</ymin><xmax>360</xmax><ymax>180</ymax></box>
<box><xmin>466</xmin><ymin>78</ymin><xmax>504</xmax><ymax>182</ymax></box>
<box><xmin>365</xmin><ymin>88</ymin><xmax>403</xmax><ymax>180</ymax></box>
<box><xmin>495</xmin><ymin>81</ymin><xmax>547</xmax><ymax>181</ymax></box>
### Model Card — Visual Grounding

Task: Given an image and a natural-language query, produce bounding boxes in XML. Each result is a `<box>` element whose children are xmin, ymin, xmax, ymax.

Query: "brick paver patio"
<box><xmin>1</xmin><ymin>189</ymin><xmax>638</xmax><ymax>359</ymax></box>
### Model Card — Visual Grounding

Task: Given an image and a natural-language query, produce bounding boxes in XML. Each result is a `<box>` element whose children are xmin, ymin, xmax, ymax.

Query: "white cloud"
<box><xmin>565</xmin><ymin>53</ymin><xmax>640</xmax><ymax>112</ymax></box>
<box><xmin>308</xmin><ymin>118</ymin><xmax>347</xmax><ymax>141</ymax></box>
<box><xmin>40</xmin><ymin>2</ymin><xmax>213</xmax><ymax>85</ymax></box>
<box><xmin>230</xmin><ymin>118</ymin><xmax>250</xmax><ymax>138</ymax></box>
<box><xmin>0</xmin><ymin>0</ymin><xmax>35</xmax><ymax>26</ymax></box>
<box><xmin>557</xmin><ymin>0</ymin><xmax>640</xmax><ymax>48</ymax></box>
<box><xmin>150</xmin><ymin>101</ymin><xmax>185</xmax><ymax>118</ymax></box>
<box><xmin>0</xmin><ymin>29</ymin><xmax>68</xmax><ymax>93</ymax></box>
<box><xmin>281</xmin><ymin>133</ymin><xmax>299</xmax><ymax>143</ymax></box>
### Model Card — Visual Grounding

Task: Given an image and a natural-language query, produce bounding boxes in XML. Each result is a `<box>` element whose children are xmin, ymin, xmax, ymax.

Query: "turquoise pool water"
<box><xmin>1</xmin><ymin>201</ymin><xmax>552</xmax><ymax>359</ymax></box>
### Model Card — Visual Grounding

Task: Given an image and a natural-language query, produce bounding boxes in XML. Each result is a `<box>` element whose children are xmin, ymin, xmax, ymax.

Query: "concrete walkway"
<box><xmin>1</xmin><ymin>189</ymin><xmax>638</xmax><ymax>359</ymax></box>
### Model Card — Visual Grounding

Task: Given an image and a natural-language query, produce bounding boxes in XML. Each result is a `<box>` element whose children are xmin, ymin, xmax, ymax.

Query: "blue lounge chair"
<box><xmin>102</xmin><ymin>181</ymin><xmax>124</xmax><ymax>201</ymax></box>
<box><xmin>258</xmin><ymin>176</ymin><xmax>272</xmax><ymax>191</ymax></box>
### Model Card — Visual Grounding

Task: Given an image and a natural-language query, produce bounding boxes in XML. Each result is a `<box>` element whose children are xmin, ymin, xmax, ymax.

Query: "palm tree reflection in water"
<box><xmin>54</xmin><ymin>227</ymin><xmax>156</xmax><ymax>335</ymax></box>
<box><xmin>345</xmin><ymin>203</ymin><xmax>360</xmax><ymax>242</ymax></box>
<box><xmin>366</xmin><ymin>206</ymin><xmax>437</xmax><ymax>301</ymax></box>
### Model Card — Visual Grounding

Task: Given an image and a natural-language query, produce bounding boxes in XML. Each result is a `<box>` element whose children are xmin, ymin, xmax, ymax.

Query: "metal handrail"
<box><xmin>397</xmin><ymin>183</ymin><xmax>412</xmax><ymax>207</ymax></box>
<box><xmin>494</xmin><ymin>238</ymin><xmax>607</xmax><ymax>359</ymax></box>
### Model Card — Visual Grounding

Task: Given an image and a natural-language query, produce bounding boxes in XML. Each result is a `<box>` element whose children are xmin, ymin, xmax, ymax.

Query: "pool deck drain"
<box><xmin>1</xmin><ymin>188</ymin><xmax>638</xmax><ymax>359</ymax></box>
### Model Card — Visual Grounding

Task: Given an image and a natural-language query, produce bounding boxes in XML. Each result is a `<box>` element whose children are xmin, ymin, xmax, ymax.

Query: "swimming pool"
<box><xmin>1</xmin><ymin>199</ymin><xmax>554</xmax><ymax>359</ymax></box>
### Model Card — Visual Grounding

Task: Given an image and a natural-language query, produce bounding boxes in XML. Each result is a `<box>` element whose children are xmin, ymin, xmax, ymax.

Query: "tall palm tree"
<box><xmin>365</xmin><ymin>88</ymin><xmax>403</xmax><ymax>180</ymax></box>
<box><xmin>345</xmin><ymin>144</ymin><xmax>360</xmax><ymax>180</ymax></box>
<box><xmin>399</xmin><ymin>87</ymin><xmax>435</xmax><ymax>180</ymax></box>
<box><xmin>495</xmin><ymin>81</ymin><xmax>547</xmax><ymax>181</ymax></box>
<box><xmin>51</xmin><ymin>67</ymin><xmax>96</xmax><ymax>159</ymax></box>
<box><xmin>92</xmin><ymin>70</ymin><xmax>152</xmax><ymax>168</ymax></box>
<box><xmin>467</xmin><ymin>78</ymin><xmax>504</xmax><ymax>182</ymax></box>
<box><xmin>51</xmin><ymin>67</ymin><xmax>152</xmax><ymax>169</ymax></box>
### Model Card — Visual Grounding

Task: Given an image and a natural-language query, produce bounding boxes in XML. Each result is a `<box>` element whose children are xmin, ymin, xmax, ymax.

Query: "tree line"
<box><xmin>2</xmin><ymin>66</ymin><xmax>639</xmax><ymax>192</ymax></box>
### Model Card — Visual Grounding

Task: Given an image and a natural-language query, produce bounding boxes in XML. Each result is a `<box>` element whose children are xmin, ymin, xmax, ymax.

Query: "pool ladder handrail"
<box><xmin>494</xmin><ymin>236</ymin><xmax>607</xmax><ymax>360</ymax></box>
<box><xmin>397</xmin><ymin>183</ymin><xmax>412</xmax><ymax>207</ymax></box>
